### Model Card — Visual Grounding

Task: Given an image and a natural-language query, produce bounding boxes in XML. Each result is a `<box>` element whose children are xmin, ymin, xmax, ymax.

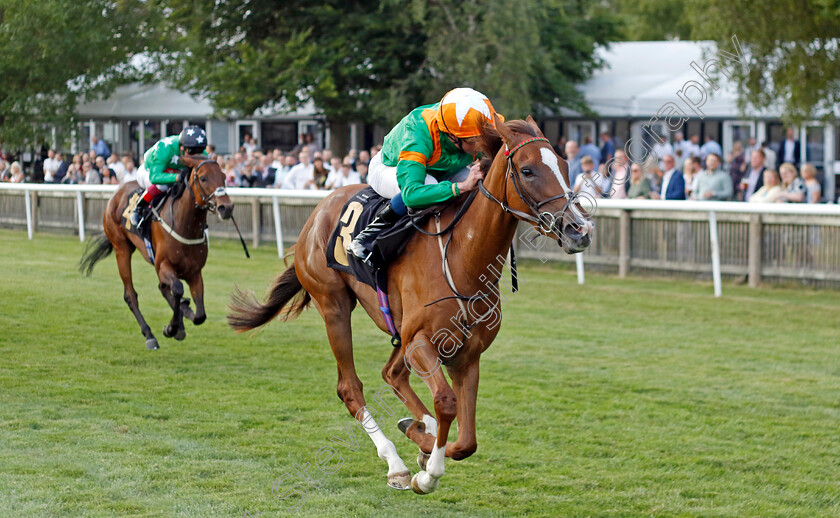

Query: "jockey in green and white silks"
<box><xmin>347</xmin><ymin>87</ymin><xmax>504</xmax><ymax>264</ymax></box>
<box><xmin>130</xmin><ymin>125</ymin><xmax>208</xmax><ymax>226</ymax></box>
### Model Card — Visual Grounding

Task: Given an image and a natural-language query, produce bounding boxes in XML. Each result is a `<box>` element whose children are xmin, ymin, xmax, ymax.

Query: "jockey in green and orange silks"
<box><xmin>347</xmin><ymin>87</ymin><xmax>504</xmax><ymax>263</ymax></box>
<box><xmin>130</xmin><ymin>126</ymin><xmax>208</xmax><ymax>226</ymax></box>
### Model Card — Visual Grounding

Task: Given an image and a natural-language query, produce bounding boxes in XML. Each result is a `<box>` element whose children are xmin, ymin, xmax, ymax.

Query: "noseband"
<box><xmin>190</xmin><ymin>159</ymin><xmax>227</xmax><ymax>213</ymax></box>
<box><xmin>477</xmin><ymin>137</ymin><xmax>574</xmax><ymax>234</ymax></box>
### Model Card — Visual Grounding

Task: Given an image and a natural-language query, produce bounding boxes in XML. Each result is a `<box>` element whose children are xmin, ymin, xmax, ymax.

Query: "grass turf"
<box><xmin>1</xmin><ymin>229</ymin><xmax>839</xmax><ymax>517</ymax></box>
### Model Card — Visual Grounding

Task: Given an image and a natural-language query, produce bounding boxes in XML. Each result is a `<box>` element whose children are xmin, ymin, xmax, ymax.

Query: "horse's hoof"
<box><xmin>417</xmin><ymin>450</ymin><xmax>430</xmax><ymax>471</ymax></box>
<box><xmin>387</xmin><ymin>470</ymin><xmax>411</xmax><ymax>490</ymax></box>
<box><xmin>193</xmin><ymin>314</ymin><xmax>206</xmax><ymax>326</ymax></box>
<box><xmin>145</xmin><ymin>338</ymin><xmax>159</xmax><ymax>350</ymax></box>
<box><xmin>397</xmin><ymin>417</ymin><xmax>414</xmax><ymax>435</ymax></box>
<box><xmin>163</xmin><ymin>325</ymin><xmax>175</xmax><ymax>338</ymax></box>
<box><xmin>410</xmin><ymin>471</ymin><xmax>438</xmax><ymax>495</ymax></box>
<box><xmin>174</xmin><ymin>327</ymin><xmax>186</xmax><ymax>341</ymax></box>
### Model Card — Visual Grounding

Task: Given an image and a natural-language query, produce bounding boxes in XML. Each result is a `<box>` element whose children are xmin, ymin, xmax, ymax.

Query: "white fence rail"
<box><xmin>3</xmin><ymin>183</ymin><xmax>840</xmax><ymax>295</ymax></box>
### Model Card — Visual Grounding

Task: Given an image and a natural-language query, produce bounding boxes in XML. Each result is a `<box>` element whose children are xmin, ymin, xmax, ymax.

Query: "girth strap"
<box><xmin>150</xmin><ymin>206</ymin><xmax>207</xmax><ymax>245</ymax></box>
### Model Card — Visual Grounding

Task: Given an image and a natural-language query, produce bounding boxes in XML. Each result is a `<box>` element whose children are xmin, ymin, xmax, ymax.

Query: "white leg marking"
<box><xmin>360</xmin><ymin>408</ymin><xmax>409</xmax><ymax>476</ymax></box>
<box><xmin>414</xmin><ymin>444</ymin><xmax>446</xmax><ymax>493</ymax></box>
<box><xmin>422</xmin><ymin>414</ymin><xmax>438</xmax><ymax>437</ymax></box>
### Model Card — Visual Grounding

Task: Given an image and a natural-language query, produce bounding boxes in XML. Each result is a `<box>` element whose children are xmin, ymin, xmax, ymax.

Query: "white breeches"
<box><xmin>367</xmin><ymin>152</ymin><xmax>470</xmax><ymax>199</ymax></box>
<box><xmin>135</xmin><ymin>165</ymin><xmax>170</xmax><ymax>191</ymax></box>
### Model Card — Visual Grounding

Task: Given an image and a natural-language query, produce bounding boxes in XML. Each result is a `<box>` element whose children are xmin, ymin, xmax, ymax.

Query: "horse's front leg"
<box><xmin>180</xmin><ymin>272</ymin><xmax>206</xmax><ymax>326</ymax></box>
<box><xmin>157</xmin><ymin>261</ymin><xmax>186</xmax><ymax>340</ymax></box>
<box><xmin>406</xmin><ymin>333</ymin><xmax>457</xmax><ymax>494</ymax></box>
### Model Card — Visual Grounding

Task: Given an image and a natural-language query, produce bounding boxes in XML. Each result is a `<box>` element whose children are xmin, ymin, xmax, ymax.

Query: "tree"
<box><xmin>162</xmin><ymin>0</ymin><xmax>427</xmax><ymax>125</ymax></box>
<box><xmin>687</xmin><ymin>0</ymin><xmax>840</xmax><ymax>123</ymax></box>
<box><xmin>0</xmin><ymin>0</ymin><xmax>164</xmax><ymax>150</ymax></box>
<box><xmin>164</xmin><ymin>0</ymin><xmax>616</xmax><ymax>129</ymax></box>
<box><xmin>606</xmin><ymin>0</ymin><xmax>691</xmax><ymax>41</ymax></box>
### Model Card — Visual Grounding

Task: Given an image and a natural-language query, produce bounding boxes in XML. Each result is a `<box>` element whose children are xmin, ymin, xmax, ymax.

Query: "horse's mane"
<box><xmin>477</xmin><ymin>119</ymin><xmax>538</xmax><ymax>173</ymax></box>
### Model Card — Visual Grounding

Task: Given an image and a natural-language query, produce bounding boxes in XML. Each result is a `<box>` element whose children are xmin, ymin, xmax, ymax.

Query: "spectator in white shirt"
<box><xmin>43</xmin><ymin>149</ymin><xmax>60</xmax><ymax>183</ymax></box>
<box><xmin>272</xmin><ymin>154</ymin><xmax>296</xmax><ymax>188</ymax></box>
<box><xmin>270</xmin><ymin>148</ymin><xmax>284</xmax><ymax>171</ymax></box>
<box><xmin>281</xmin><ymin>150</ymin><xmax>316</xmax><ymax>190</ymax></box>
<box><xmin>108</xmin><ymin>154</ymin><xmax>126</xmax><ymax>183</ymax></box>
<box><xmin>685</xmin><ymin>134</ymin><xmax>702</xmax><ymax>158</ymax></box>
<box><xmin>122</xmin><ymin>158</ymin><xmax>138</xmax><ymax>184</ymax></box>
<box><xmin>242</xmin><ymin>133</ymin><xmax>258</xmax><ymax>157</ymax></box>
<box><xmin>326</xmin><ymin>158</ymin><xmax>362</xmax><ymax>189</ymax></box>
<box><xmin>672</xmin><ymin>132</ymin><xmax>692</xmax><ymax>160</ymax></box>
<box><xmin>651</xmin><ymin>136</ymin><xmax>673</xmax><ymax>169</ymax></box>
<box><xmin>573</xmin><ymin>156</ymin><xmax>609</xmax><ymax>199</ymax></box>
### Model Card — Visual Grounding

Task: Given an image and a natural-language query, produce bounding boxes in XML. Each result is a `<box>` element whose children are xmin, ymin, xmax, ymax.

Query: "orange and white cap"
<box><xmin>436</xmin><ymin>88</ymin><xmax>503</xmax><ymax>139</ymax></box>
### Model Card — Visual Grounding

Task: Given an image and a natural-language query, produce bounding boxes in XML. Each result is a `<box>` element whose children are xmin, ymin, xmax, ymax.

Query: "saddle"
<box><xmin>326</xmin><ymin>187</ymin><xmax>421</xmax><ymax>289</ymax></box>
<box><xmin>120</xmin><ymin>187</ymin><xmax>171</xmax><ymax>263</ymax></box>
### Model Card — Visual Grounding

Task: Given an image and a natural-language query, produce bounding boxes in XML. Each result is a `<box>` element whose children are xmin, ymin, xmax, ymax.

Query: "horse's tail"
<box><xmin>227</xmin><ymin>263</ymin><xmax>311</xmax><ymax>333</ymax></box>
<box><xmin>79</xmin><ymin>235</ymin><xmax>114</xmax><ymax>277</ymax></box>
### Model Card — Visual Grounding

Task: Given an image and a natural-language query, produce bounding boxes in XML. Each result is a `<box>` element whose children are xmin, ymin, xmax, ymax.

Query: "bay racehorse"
<box><xmin>80</xmin><ymin>156</ymin><xmax>233</xmax><ymax>350</ymax></box>
<box><xmin>228</xmin><ymin>116</ymin><xmax>593</xmax><ymax>493</ymax></box>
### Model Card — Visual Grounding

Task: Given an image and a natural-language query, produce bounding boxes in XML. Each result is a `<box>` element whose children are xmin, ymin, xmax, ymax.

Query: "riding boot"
<box><xmin>347</xmin><ymin>203</ymin><xmax>401</xmax><ymax>264</ymax></box>
<box><xmin>131</xmin><ymin>186</ymin><xmax>161</xmax><ymax>227</ymax></box>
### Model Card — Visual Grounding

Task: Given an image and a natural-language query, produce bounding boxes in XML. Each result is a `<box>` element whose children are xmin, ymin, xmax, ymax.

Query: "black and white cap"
<box><xmin>179</xmin><ymin>126</ymin><xmax>207</xmax><ymax>150</ymax></box>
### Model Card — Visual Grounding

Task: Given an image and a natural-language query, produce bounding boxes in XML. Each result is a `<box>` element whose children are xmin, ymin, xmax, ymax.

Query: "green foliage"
<box><xmin>607</xmin><ymin>0</ymin><xmax>692</xmax><ymax>41</ymax></box>
<box><xmin>0</xmin><ymin>0</ymin><xmax>164</xmax><ymax>149</ymax></box>
<box><xmin>605</xmin><ymin>0</ymin><xmax>840</xmax><ymax>124</ymax></box>
<box><xmin>165</xmin><ymin>0</ymin><xmax>616</xmax><ymax>125</ymax></box>
<box><xmin>162</xmin><ymin>0</ymin><xmax>427</xmax><ymax>124</ymax></box>
<box><xmin>687</xmin><ymin>0</ymin><xmax>840</xmax><ymax>124</ymax></box>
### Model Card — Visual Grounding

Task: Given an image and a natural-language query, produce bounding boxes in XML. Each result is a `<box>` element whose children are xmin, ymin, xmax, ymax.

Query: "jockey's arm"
<box><xmin>145</xmin><ymin>147</ymin><xmax>180</xmax><ymax>185</ymax></box>
<box><xmin>396</xmin><ymin>157</ymin><xmax>459</xmax><ymax>209</ymax></box>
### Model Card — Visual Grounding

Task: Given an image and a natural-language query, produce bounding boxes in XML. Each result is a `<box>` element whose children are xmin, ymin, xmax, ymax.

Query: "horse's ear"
<box><xmin>493</xmin><ymin>113</ymin><xmax>516</xmax><ymax>148</ymax></box>
<box><xmin>525</xmin><ymin>115</ymin><xmax>545</xmax><ymax>138</ymax></box>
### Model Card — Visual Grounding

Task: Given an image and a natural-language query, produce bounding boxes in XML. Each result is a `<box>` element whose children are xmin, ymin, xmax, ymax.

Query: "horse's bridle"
<box><xmin>477</xmin><ymin>136</ymin><xmax>576</xmax><ymax>235</ymax></box>
<box><xmin>189</xmin><ymin>159</ymin><xmax>227</xmax><ymax>213</ymax></box>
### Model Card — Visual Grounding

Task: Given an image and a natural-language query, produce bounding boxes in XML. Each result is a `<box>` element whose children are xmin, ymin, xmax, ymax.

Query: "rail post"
<box><xmin>272</xmin><ymin>195</ymin><xmax>284</xmax><ymax>258</ymax></box>
<box><xmin>76</xmin><ymin>191</ymin><xmax>85</xmax><ymax>242</ymax></box>
<box><xmin>618</xmin><ymin>209</ymin><xmax>631</xmax><ymax>277</ymax></box>
<box><xmin>708</xmin><ymin>211</ymin><xmax>722</xmax><ymax>297</ymax></box>
<box><xmin>748</xmin><ymin>214</ymin><xmax>762</xmax><ymax>288</ymax></box>
<box><xmin>24</xmin><ymin>188</ymin><xmax>33</xmax><ymax>240</ymax></box>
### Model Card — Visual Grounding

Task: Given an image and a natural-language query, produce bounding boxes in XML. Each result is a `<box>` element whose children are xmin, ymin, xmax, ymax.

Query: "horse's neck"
<box><xmin>168</xmin><ymin>188</ymin><xmax>206</xmax><ymax>238</ymax></box>
<box><xmin>450</xmin><ymin>160</ymin><xmax>519</xmax><ymax>288</ymax></box>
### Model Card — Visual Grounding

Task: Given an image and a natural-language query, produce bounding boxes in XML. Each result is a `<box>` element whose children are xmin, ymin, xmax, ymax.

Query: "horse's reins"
<box><xmin>477</xmin><ymin>137</ymin><xmax>575</xmax><ymax>235</ymax></box>
<box><xmin>421</xmin><ymin>135</ymin><xmax>575</xmax><ymax>343</ymax></box>
<box><xmin>190</xmin><ymin>160</ymin><xmax>251</xmax><ymax>258</ymax></box>
<box><xmin>151</xmin><ymin>160</ymin><xmax>250</xmax><ymax>257</ymax></box>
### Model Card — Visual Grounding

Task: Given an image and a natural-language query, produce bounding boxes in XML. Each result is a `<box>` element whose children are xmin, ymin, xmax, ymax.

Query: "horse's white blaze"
<box><xmin>361</xmin><ymin>409</ymin><xmax>408</xmax><ymax>475</ymax></box>
<box><xmin>540</xmin><ymin>148</ymin><xmax>570</xmax><ymax>193</ymax></box>
<box><xmin>539</xmin><ymin>147</ymin><xmax>593</xmax><ymax>235</ymax></box>
<box><xmin>422</xmin><ymin>414</ymin><xmax>438</xmax><ymax>438</ymax></box>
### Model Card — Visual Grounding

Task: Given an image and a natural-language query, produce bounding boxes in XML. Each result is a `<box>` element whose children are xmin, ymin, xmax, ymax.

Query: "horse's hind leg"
<box><xmin>180</xmin><ymin>272</ymin><xmax>206</xmax><ymax>326</ymax></box>
<box><xmin>114</xmin><ymin>240</ymin><xmax>159</xmax><ymax>350</ymax></box>
<box><xmin>157</xmin><ymin>261</ymin><xmax>186</xmax><ymax>341</ymax></box>
<box><xmin>315</xmin><ymin>292</ymin><xmax>411</xmax><ymax>490</ymax></box>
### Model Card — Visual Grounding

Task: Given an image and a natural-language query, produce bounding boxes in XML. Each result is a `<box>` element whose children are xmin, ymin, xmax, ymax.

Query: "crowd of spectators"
<box><xmin>1</xmin><ymin>133</ymin><xmax>376</xmax><ymax>193</ymax></box>
<box><xmin>0</xmin><ymin>127</ymin><xmax>826</xmax><ymax>206</ymax></box>
<box><xmin>557</xmin><ymin>127</ymin><xmax>825</xmax><ymax>204</ymax></box>
<box><xmin>217</xmin><ymin>135</ymin><xmax>375</xmax><ymax>191</ymax></box>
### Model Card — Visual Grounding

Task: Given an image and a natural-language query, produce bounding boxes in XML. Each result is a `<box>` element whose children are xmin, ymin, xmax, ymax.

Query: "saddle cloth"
<box><xmin>326</xmin><ymin>187</ymin><xmax>419</xmax><ymax>289</ymax></box>
<box><xmin>120</xmin><ymin>187</ymin><xmax>171</xmax><ymax>263</ymax></box>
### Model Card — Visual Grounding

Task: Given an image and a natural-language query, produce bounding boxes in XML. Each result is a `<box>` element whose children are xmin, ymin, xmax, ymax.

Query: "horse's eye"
<box><xmin>200</xmin><ymin>176</ymin><xmax>207</xmax><ymax>182</ymax></box>
<box><xmin>520</xmin><ymin>167</ymin><xmax>535</xmax><ymax>178</ymax></box>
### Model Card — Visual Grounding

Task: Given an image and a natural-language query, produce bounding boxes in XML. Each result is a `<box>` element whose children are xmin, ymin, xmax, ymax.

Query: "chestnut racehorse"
<box><xmin>80</xmin><ymin>156</ymin><xmax>233</xmax><ymax>350</ymax></box>
<box><xmin>228</xmin><ymin>116</ymin><xmax>593</xmax><ymax>493</ymax></box>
